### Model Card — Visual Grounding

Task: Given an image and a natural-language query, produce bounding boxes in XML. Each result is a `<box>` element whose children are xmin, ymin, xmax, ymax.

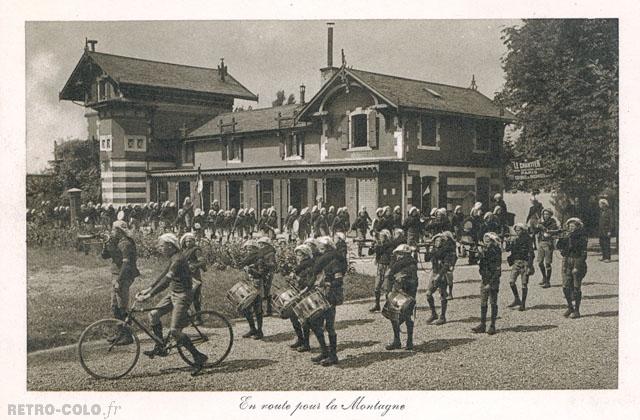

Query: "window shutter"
<box><xmin>239</xmin><ymin>138</ymin><xmax>244</xmax><ymax>161</ymax></box>
<box><xmin>340</xmin><ymin>113</ymin><xmax>350</xmax><ymax>149</ymax></box>
<box><xmin>367</xmin><ymin>111</ymin><xmax>378</xmax><ymax>148</ymax></box>
<box><xmin>221</xmin><ymin>138</ymin><xmax>227</xmax><ymax>161</ymax></box>
<box><xmin>279</xmin><ymin>135</ymin><xmax>285</xmax><ymax>158</ymax></box>
<box><xmin>299</xmin><ymin>135</ymin><xmax>305</xmax><ymax>159</ymax></box>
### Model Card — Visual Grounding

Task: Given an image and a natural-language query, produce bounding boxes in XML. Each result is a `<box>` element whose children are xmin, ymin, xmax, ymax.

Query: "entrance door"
<box><xmin>289</xmin><ymin>178</ymin><xmax>307</xmax><ymax>210</ymax></box>
<box><xmin>177</xmin><ymin>181</ymin><xmax>190</xmax><ymax>207</ymax></box>
<box><xmin>325</xmin><ymin>178</ymin><xmax>346</xmax><ymax>209</ymax></box>
<box><xmin>476</xmin><ymin>177</ymin><xmax>491</xmax><ymax>211</ymax></box>
<box><xmin>228</xmin><ymin>180</ymin><xmax>243</xmax><ymax>209</ymax></box>
<box><xmin>421</xmin><ymin>176</ymin><xmax>435</xmax><ymax>213</ymax></box>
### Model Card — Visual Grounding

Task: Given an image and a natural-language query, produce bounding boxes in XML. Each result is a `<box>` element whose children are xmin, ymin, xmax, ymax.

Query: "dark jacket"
<box><xmin>557</xmin><ymin>228</ymin><xmax>588</xmax><ymax>259</ymax></box>
<box><xmin>479</xmin><ymin>243</ymin><xmax>502</xmax><ymax>280</ymax></box>
<box><xmin>387</xmin><ymin>255</ymin><xmax>418</xmax><ymax>297</ymax></box>
<box><xmin>598</xmin><ymin>208</ymin><xmax>613</xmax><ymax>237</ymax></box>
<box><xmin>507</xmin><ymin>233</ymin><xmax>534</xmax><ymax>262</ymax></box>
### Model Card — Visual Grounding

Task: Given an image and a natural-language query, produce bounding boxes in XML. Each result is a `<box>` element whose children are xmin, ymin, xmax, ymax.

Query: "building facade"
<box><xmin>61</xmin><ymin>31</ymin><xmax>514</xmax><ymax>227</ymax></box>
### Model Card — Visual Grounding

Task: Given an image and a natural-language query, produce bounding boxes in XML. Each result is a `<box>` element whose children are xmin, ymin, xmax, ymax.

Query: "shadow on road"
<box><xmin>262</xmin><ymin>331</ymin><xmax>297</xmax><ymax>343</ymax></box>
<box><xmin>337</xmin><ymin>340</ymin><xmax>380</xmax><ymax>351</ymax></box>
<box><xmin>582</xmin><ymin>310</ymin><xmax>618</xmax><ymax>318</ymax></box>
<box><xmin>456</xmin><ymin>279</ymin><xmax>481</xmax><ymax>284</ymax></box>
<box><xmin>583</xmin><ymin>294</ymin><xmax>618</xmax><ymax>300</ymax></box>
<box><xmin>123</xmin><ymin>358</ymin><xmax>278</xmax><ymax>380</ymax></box>
<box><xmin>334</xmin><ymin>318</ymin><xmax>375</xmax><ymax>331</ymax></box>
<box><xmin>335</xmin><ymin>338</ymin><xmax>475</xmax><ymax>369</ymax></box>
<box><xmin>527</xmin><ymin>304</ymin><xmax>567</xmax><ymax>310</ymax></box>
<box><xmin>500</xmin><ymin>325</ymin><xmax>558</xmax><ymax>333</ymax></box>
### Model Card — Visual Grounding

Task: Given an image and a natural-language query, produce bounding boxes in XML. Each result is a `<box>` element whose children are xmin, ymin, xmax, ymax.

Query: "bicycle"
<box><xmin>78</xmin><ymin>301</ymin><xmax>233</xmax><ymax>379</ymax></box>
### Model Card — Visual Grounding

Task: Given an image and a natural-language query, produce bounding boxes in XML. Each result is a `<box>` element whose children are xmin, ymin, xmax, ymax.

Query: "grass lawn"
<box><xmin>26</xmin><ymin>247</ymin><xmax>374</xmax><ymax>352</ymax></box>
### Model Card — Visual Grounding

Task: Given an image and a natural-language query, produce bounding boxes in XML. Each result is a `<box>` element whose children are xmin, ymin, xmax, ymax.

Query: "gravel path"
<box><xmin>27</xmin><ymin>252</ymin><xmax>618</xmax><ymax>391</ymax></box>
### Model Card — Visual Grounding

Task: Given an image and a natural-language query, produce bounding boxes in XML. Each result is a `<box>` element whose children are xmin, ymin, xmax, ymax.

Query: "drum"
<box><xmin>382</xmin><ymin>290</ymin><xmax>415</xmax><ymax>322</ymax></box>
<box><xmin>226</xmin><ymin>281</ymin><xmax>259</xmax><ymax>312</ymax></box>
<box><xmin>273</xmin><ymin>288</ymin><xmax>302</xmax><ymax>319</ymax></box>
<box><xmin>293</xmin><ymin>290</ymin><xmax>330</xmax><ymax>324</ymax></box>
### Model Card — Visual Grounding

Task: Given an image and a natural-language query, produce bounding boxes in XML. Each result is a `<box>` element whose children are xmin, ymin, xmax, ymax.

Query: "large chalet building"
<box><xmin>60</xmin><ymin>27</ymin><xmax>514</xmax><ymax>226</ymax></box>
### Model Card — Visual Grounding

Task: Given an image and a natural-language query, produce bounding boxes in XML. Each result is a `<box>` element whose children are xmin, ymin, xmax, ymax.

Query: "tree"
<box><xmin>26</xmin><ymin>138</ymin><xmax>101</xmax><ymax>207</ymax></box>
<box><xmin>272</xmin><ymin>90</ymin><xmax>286</xmax><ymax>107</ymax></box>
<box><xmin>271</xmin><ymin>90</ymin><xmax>296</xmax><ymax>107</ymax></box>
<box><xmin>496</xmin><ymin>19</ymin><xmax>618</xmax><ymax>207</ymax></box>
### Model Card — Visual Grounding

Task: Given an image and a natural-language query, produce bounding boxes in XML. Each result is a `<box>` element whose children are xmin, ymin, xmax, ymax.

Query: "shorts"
<box><xmin>510</xmin><ymin>259</ymin><xmax>530</xmax><ymax>286</ymax></box>
<box><xmin>480</xmin><ymin>277</ymin><xmax>500</xmax><ymax>306</ymax></box>
<box><xmin>536</xmin><ymin>241</ymin><xmax>554</xmax><ymax>265</ymax></box>
<box><xmin>111</xmin><ymin>275</ymin><xmax>134</xmax><ymax>310</ymax></box>
<box><xmin>149</xmin><ymin>290</ymin><xmax>193</xmax><ymax>330</ymax></box>
<box><xmin>426</xmin><ymin>271</ymin><xmax>448</xmax><ymax>299</ymax></box>
<box><xmin>562</xmin><ymin>256</ymin><xmax>587</xmax><ymax>289</ymax></box>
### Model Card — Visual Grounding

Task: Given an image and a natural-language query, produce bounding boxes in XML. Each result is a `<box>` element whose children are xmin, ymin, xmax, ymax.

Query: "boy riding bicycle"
<box><xmin>136</xmin><ymin>233</ymin><xmax>208</xmax><ymax>375</ymax></box>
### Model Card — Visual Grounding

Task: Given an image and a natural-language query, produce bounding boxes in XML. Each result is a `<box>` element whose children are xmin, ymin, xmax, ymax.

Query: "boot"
<box><xmin>519</xmin><ymin>287</ymin><xmax>528</xmax><ymax>311</ymax></box>
<box><xmin>562</xmin><ymin>287</ymin><xmax>574</xmax><ymax>317</ymax></box>
<box><xmin>405</xmin><ymin>320</ymin><xmax>414</xmax><ymax>350</ymax></box>
<box><xmin>107</xmin><ymin>308</ymin><xmax>125</xmax><ymax>343</ymax></box>
<box><xmin>385</xmin><ymin>321</ymin><xmax>401</xmax><ymax>350</ymax></box>
<box><xmin>434</xmin><ymin>299</ymin><xmax>447</xmax><ymax>325</ymax></box>
<box><xmin>290</xmin><ymin>322</ymin><xmax>304</xmax><ymax>349</ymax></box>
<box><xmin>538</xmin><ymin>263</ymin><xmax>546</xmax><ymax>285</ymax></box>
<box><xmin>448</xmin><ymin>284</ymin><xmax>454</xmax><ymax>300</ymax></box>
<box><xmin>265</xmin><ymin>297</ymin><xmax>273</xmax><ymax>317</ymax></box>
<box><xmin>472</xmin><ymin>305</ymin><xmax>487</xmax><ymax>333</ymax></box>
<box><xmin>487</xmin><ymin>304</ymin><xmax>498</xmax><ymax>335</ymax></box>
<box><xmin>253</xmin><ymin>313</ymin><xmax>264</xmax><ymax>339</ymax></box>
<box><xmin>143</xmin><ymin>324</ymin><xmax>168</xmax><ymax>357</ymax></box>
<box><xmin>321</xmin><ymin>334</ymin><xmax>338</xmax><ymax>366</ymax></box>
<box><xmin>369</xmin><ymin>291</ymin><xmax>381</xmax><ymax>312</ymax></box>
<box><xmin>311</xmin><ymin>333</ymin><xmax>328</xmax><ymax>363</ymax></box>
<box><xmin>570</xmin><ymin>289</ymin><xmax>581</xmax><ymax>319</ymax></box>
<box><xmin>542</xmin><ymin>267</ymin><xmax>552</xmax><ymax>288</ymax></box>
<box><xmin>178</xmin><ymin>335</ymin><xmax>208</xmax><ymax>376</ymax></box>
<box><xmin>426</xmin><ymin>296</ymin><xmax>438</xmax><ymax>324</ymax></box>
<box><xmin>297</xmin><ymin>325</ymin><xmax>311</xmax><ymax>352</ymax></box>
<box><xmin>242</xmin><ymin>315</ymin><xmax>257</xmax><ymax>338</ymax></box>
<box><xmin>508</xmin><ymin>284</ymin><xmax>521</xmax><ymax>307</ymax></box>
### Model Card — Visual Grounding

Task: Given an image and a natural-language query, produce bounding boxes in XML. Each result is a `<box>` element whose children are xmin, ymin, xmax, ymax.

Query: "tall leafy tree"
<box><xmin>26</xmin><ymin>138</ymin><xmax>101</xmax><ymax>207</ymax></box>
<box><xmin>496</xmin><ymin>19</ymin><xmax>618</xmax><ymax>206</ymax></box>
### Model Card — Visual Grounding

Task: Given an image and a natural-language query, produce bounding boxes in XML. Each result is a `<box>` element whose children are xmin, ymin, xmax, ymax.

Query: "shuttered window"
<box><xmin>352</xmin><ymin>114</ymin><xmax>368</xmax><ymax>148</ymax></box>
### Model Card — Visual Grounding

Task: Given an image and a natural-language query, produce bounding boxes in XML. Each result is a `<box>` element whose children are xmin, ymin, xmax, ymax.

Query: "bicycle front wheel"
<box><xmin>177</xmin><ymin>310</ymin><xmax>233</xmax><ymax>367</ymax></box>
<box><xmin>78</xmin><ymin>318</ymin><xmax>140</xmax><ymax>380</ymax></box>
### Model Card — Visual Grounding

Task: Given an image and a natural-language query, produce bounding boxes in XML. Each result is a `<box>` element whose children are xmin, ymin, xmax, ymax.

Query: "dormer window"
<box><xmin>98</xmin><ymin>78</ymin><xmax>111</xmax><ymax>101</ymax></box>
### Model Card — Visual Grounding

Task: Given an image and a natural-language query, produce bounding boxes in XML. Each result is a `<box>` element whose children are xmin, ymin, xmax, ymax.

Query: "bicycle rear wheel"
<box><xmin>177</xmin><ymin>310</ymin><xmax>233</xmax><ymax>367</ymax></box>
<box><xmin>78</xmin><ymin>318</ymin><xmax>140</xmax><ymax>379</ymax></box>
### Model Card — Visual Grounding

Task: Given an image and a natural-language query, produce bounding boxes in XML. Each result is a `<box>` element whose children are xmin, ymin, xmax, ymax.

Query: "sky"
<box><xmin>25</xmin><ymin>19</ymin><xmax>520</xmax><ymax>173</ymax></box>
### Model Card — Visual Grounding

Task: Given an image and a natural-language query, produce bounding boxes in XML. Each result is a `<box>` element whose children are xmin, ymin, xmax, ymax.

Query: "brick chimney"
<box><xmin>84</xmin><ymin>38</ymin><xmax>98</xmax><ymax>52</ymax></box>
<box><xmin>320</xmin><ymin>23</ymin><xmax>338</xmax><ymax>84</ymax></box>
<box><xmin>300</xmin><ymin>84</ymin><xmax>306</xmax><ymax>105</ymax></box>
<box><xmin>218</xmin><ymin>58</ymin><xmax>227</xmax><ymax>82</ymax></box>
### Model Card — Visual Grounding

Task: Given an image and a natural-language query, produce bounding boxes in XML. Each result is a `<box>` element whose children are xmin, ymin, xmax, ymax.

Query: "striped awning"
<box><xmin>148</xmin><ymin>163</ymin><xmax>381</xmax><ymax>178</ymax></box>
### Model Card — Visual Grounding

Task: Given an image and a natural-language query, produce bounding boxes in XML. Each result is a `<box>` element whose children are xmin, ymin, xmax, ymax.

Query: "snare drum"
<box><xmin>293</xmin><ymin>290</ymin><xmax>330</xmax><ymax>324</ymax></box>
<box><xmin>273</xmin><ymin>288</ymin><xmax>302</xmax><ymax>319</ymax></box>
<box><xmin>226</xmin><ymin>281</ymin><xmax>259</xmax><ymax>312</ymax></box>
<box><xmin>382</xmin><ymin>290</ymin><xmax>415</xmax><ymax>322</ymax></box>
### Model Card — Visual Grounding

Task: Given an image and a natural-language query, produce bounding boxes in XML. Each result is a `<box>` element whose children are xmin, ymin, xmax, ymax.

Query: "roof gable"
<box><xmin>296</xmin><ymin>66</ymin><xmax>514</xmax><ymax>122</ymax></box>
<box><xmin>60</xmin><ymin>51</ymin><xmax>258</xmax><ymax>101</ymax></box>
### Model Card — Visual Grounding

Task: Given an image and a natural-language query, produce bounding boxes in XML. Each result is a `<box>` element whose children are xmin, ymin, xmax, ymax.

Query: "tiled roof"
<box><xmin>60</xmin><ymin>51</ymin><xmax>257</xmax><ymax>101</ymax></box>
<box><xmin>187</xmin><ymin>104</ymin><xmax>305</xmax><ymax>138</ymax></box>
<box><xmin>348</xmin><ymin>68</ymin><xmax>514</xmax><ymax>121</ymax></box>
